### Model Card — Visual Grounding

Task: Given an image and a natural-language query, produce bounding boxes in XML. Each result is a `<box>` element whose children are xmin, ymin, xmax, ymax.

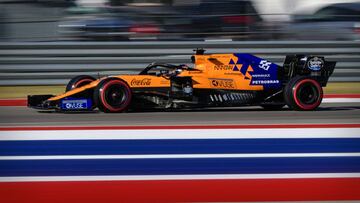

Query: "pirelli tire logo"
<box><xmin>210</xmin><ymin>78</ymin><xmax>236</xmax><ymax>89</ymax></box>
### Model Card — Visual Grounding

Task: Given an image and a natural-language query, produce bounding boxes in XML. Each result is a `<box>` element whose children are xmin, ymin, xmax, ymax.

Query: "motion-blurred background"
<box><xmin>1</xmin><ymin>0</ymin><xmax>359</xmax><ymax>41</ymax></box>
<box><xmin>0</xmin><ymin>0</ymin><xmax>360</xmax><ymax>92</ymax></box>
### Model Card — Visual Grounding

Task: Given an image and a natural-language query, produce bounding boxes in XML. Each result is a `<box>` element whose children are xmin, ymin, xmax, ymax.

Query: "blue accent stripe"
<box><xmin>1</xmin><ymin>138</ymin><xmax>360</xmax><ymax>156</ymax></box>
<box><xmin>234</xmin><ymin>53</ymin><xmax>281</xmax><ymax>89</ymax></box>
<box><xmin>0</xmin><ymin>157</ymin><xmax>359</xmax><ymax>176</ymax></box>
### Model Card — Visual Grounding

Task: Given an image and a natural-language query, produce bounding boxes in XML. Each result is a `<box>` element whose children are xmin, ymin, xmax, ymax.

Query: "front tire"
<box><xmin>93</xmin><ymin>78</ymin><xmax>132</xmax><ymax>113</ymax></box>
<box><xmin>66</xmin><ymin>75</ymin><xmax>96</xmax><ymax>92</ymax></box>
<box><xmin>284</xmin><ymin>76</ymin><xmax>323</xmax><ymax>111</ymax></box>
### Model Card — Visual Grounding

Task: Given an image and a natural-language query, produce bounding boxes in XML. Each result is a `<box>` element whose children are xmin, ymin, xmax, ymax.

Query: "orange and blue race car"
<box><xmin>28</xmin><ymin>49</ymin><xmax>335</xmax><ymax>112</ymax></box>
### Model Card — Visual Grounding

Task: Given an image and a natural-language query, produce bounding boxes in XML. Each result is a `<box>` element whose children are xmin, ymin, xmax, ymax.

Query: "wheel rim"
<box><xmin>298</xmin><ymin>83</ymin><xmax>318</xmax><ymax>105</ymax></box>
<box><xmin>104</xmin><ymin>85</ymin><xmax>127</xmax><ymax>107</ymax></box>
<box><xmin>293</xmin><ymin>79</ymin><xmax>322</xmax><ymax>110</ymax></box>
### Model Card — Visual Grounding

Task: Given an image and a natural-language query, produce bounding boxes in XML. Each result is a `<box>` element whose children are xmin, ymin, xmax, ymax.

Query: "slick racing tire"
<box><xmin>66</xmin><ymin>75</ymin><xmax>96</xmax><ymax>92</ymax></box>
<box><xmin>284</xmin><ymin>76</ymin><xmax>323</xmax><ymax>111</ymax></box>
<box><xmin>94</xmin><ymin>78</ymin><xmax>132</xmax><ymax>113</ymax></box>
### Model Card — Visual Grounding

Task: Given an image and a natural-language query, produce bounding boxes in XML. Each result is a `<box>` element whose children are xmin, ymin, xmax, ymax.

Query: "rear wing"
<box><xmin>282</xmin><ymin>55</ymin><xmax>336</xmax><ymax>86</ymax></box>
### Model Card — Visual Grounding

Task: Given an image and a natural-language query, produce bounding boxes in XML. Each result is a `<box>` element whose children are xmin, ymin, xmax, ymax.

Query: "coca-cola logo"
<box><xmin>131</xmin><ymin>78</ymin><xmax>151</xmax><ymax>86</ymax></box>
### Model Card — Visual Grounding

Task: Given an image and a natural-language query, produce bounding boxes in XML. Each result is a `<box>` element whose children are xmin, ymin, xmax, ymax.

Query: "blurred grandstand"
<box><xmin>0</xmin><ymin>0</ymin><xmax>359</xmax><ymax>41</ymax></box>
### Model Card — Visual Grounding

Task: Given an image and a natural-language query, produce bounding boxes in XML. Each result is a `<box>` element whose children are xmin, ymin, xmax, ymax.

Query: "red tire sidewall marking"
<box><xmin>292</xmin><ymin>79</ymin><xmax>323</xmax><ymax>110</ymax></box>
<box><xmin>100</xmin><ymin>80</ymin><xmax>131</xmax><ymax>112</ymax></box>
<box><xmin>73</xmin><ymin>79</ymin><xmax>94</xmax><ymax>89</ymax></box>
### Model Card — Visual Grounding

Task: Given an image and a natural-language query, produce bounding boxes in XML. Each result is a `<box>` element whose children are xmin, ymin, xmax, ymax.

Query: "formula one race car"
<box><xmin>28</xmin><ymin>49</ymin><xmax>335</xmax><ymax>112</ymax></box>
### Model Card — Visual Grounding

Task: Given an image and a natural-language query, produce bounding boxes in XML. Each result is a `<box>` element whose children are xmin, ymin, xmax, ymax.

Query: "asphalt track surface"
<box><xmin>0</xmin><ymin>103</ymin><xmax>359</xmax><ymax>126</ymax></box>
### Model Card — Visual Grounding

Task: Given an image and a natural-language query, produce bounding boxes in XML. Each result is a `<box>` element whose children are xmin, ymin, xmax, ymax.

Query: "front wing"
<box><xmin>28</xmin><ymin>95</ymin><xmax>93</xmax><ymax>111</ymax></box>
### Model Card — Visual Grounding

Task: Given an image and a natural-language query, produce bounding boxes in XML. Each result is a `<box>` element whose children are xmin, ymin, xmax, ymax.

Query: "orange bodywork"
<box><xmin>49</xmin><ymin>54</ymin><xmax>263</xmax><ymax>101</ymax></box>
<box><xmin>183</xmin><ymin>54</ymin><xmax>263</xmax><ymax>90</ymax></box>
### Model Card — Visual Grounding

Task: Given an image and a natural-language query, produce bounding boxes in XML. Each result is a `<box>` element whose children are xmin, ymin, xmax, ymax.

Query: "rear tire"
<box><xmin>66</xmin><ymin>75</ymin><xmax>96</xmax><ymax>92</ymax></box>
<box><xmin>93</xmin><ymin>78</ymin><xmax>132</xmax><ymax>113</ymax></box>
<box><xmin>284</xmin><ymin>76</ymin><xmax>323</xmax><ymax>111</ymax></box>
